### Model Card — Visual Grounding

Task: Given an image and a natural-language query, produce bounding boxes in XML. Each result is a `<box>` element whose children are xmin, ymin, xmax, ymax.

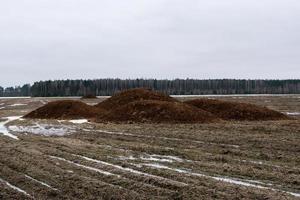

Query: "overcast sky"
<box><xmin>0</xmin><ymin>0</ymin><xmax>300</xmax><ymax>87</ymax></box>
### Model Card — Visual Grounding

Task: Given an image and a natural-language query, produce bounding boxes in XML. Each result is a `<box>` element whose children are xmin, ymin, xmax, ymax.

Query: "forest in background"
<box><xmin>0</xmin><ymin>79</ymin><xmax>299</xmax><ymax>97</ymax></box>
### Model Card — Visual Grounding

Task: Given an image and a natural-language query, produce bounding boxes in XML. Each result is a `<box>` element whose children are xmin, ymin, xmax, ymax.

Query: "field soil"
<box><xmin>0</xmin><ymin>95</ymin><xmax>299</xmax><ymax>199</ymax></box>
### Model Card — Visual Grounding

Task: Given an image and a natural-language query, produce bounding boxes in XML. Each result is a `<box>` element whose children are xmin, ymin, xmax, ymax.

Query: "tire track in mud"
<box><xmin>47</xmin><ymin>153</ymin><xmax>187</xmax><ymax>193</ymax></box>
<box><xmin>68</xmin><ymin>152</ymin><xmax>300</xmax><ymax>198</ymax></box>
<box><xmin>136</xmin><ymin>163</ymin><xmax>300</xmax><ymax>198</ymax></box>
<box><xmin>71</xmin><ymin>130</ymin><xmax>300</xmax><ymax>189</ymax></box>
<box><xmin>51</xmin><ymin>148</ymin><xmax>300</xmax><ymax>199</ymax></box>
<box><xmin>0</xmin><ymin>177</ymin><xmax>32</xmax><ymax>197</ymax></box>
<box><xmin>82</xmin><ymin>128</ymin><xmax>240</xmax><ymax>149</ymax></box>
<box><xmin>0</xmin><ymin>144</ymin><xmax>179</xmax><ymax>199</ymax></box>
<box><xmin>1</xmin><ymin>122</ymin><xmax>299</xmax><ymax>199</ymax></box>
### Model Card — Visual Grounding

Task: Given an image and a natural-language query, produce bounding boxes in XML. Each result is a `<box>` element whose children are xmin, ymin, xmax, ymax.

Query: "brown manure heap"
<box><xmin>24</xmin><ymin>100</ymin><xmax>99</xmax><ymax>119</ymax></box>
<box><xmin>25</xmin><ymin>88</ymin><xmax>289</xmax><ymax>123</ymax></box>
<box><xmin>96</xmin><ymin>100</ymin><xmax>217</xmax><ymax>123</ymax></box>
<box><xmin>95</xmin><ymin>88</ymin><xmax>177</xmax><ymax>110</ymax></box>
<box><xmin>185</xmin><ymin>98</ymin><xmax>289</xmax><ymax>121</ymax></box>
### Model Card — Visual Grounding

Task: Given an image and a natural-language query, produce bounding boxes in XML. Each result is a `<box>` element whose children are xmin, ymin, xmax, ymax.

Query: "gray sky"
<box><xmin>0</xmin><ymin>0</ymin><xmax>300</xmax><ymax>87</ymax></box>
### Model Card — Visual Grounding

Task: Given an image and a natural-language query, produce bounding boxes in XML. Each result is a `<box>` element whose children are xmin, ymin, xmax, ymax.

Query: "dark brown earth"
<box><xmin>0</xmin><ymin>95</ymin><xmax>299</xmax><ymax>199</ymax></box>
<box><xmin>24</xmin><ymin>88</ymin><xmax>289</xmax><ymax>123</ymax></box>
<box><xmin>24</xmin><ymin>100</ymin><xmax>99</xmax><ymax>119</ymax></box>
<box><xmin>96</xmin><ymin>100</ymin><xmax>218</xmax><ymax>123</ymax></box>
<box><xmin>185</xmin><ymin>98</ymin><xmax>289</xmax><ymax>121</ymax></box>
<box><xmin>95</xmin><ymin>88</ymin><xmax>177</xmax><ymax>110</ymax></box>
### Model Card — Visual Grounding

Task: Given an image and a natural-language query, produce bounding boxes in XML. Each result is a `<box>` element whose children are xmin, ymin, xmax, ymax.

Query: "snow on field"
<box><xmin>91</xmin><ymin>129</ymin><xmax>135</xmax><ymax>136</ymax></box>
<box><xmin>119</xmin><ymin>154</ymin><xmax>184</xmax><ymax>163</ymax></box>
<box><xmin>25</xmin><ymin>175</ymin><xmax>58</xmax><ymax>191</ymax></box>
<box><xmin>0</xmin><ymin>97</ymin><xmax>30</xmax><ymax>99</ymax></box>
<box><xmin>73</xmin><ymin>154</ymin><xmax>187</xmax><ymax>186</ymax></box>
<box><xmin>8</xmin><ymin>103</ymin><xmax>27</xmax><ymax>107</ymax></box>
<box><xmin>0</xmin><ymin>177</ymin><xmax>31</xmax><ymax>196</ymax></box>
<box><xmin>40</xmin><ymin>100</ymin><xmax>47</xmax><ymax>105</ymax></box>
<box><xmin>171</xmin><ymin>94</ymin><xmax>299</xmax><ymax>97</ymax></box>
<box><xmin>50</xmin><ymin>156</ymin><xmax>118</xmax><ymax>177</ymax></box>
<box><xmin>0</xmin><ymin>107</ymin><xmax>5</xmax><ymax>109</ymax></box>
<box><xmin>9</xmin><ymin>123</ymin><xmax>75</xmax><ymax>136</ymax></box>
<box><xmin>68</xmin><ymin>119</ymin><xmax>89</xmax><ymax>124</ymax></box>
<box><xmin>237</xmin><ymin>159</ymin><xmax>285</xmax><ymax>169</ymax></box>
<box><xmin>139</xmin><ymin>163</ymin><xmax>300</xmax><ymax>198</ymax></box>
<box><xmin>285</xmin><ymin>112</ymin><xmax>300</xmax><ymax>116</ymax></box>
<box><xmin>0</xmin><ymin>116</ymin><xmax>23</xmax><ymax>140</ymax></box>
<box><xmin>86</xmin><ymin>103</ymin><xmax>98</xmax><ymax>106</ymax></box>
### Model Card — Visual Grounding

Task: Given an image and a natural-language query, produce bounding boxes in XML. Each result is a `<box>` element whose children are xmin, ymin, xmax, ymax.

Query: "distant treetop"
<box><xmin>1</xmin><ymin>79</ymin><xmax>299</xmax><ymax>97</ymax></box>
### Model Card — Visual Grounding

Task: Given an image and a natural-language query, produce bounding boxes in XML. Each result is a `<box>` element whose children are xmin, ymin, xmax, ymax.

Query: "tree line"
<box><xmin>1</xmin><ymin>79</ymin><xmax>299</xmax><ymax>97</ymax></box>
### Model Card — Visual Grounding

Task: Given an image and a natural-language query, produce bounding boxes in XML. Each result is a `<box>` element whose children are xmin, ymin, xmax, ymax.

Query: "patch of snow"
<box><xmin>9</xmin><ymin>123</ymin><xmax>74</xmax><ymax>136</ymax></box>
<box><xmin>285</xmin><ymin>112</ymin><xmax>300</xmax><ymax>116</ymax></box>
<box><xmin>0</xmin><ymin>177</ymin><xmax>31</xmax><ymax>196</ymax></box>
<box><xmin>141</xmin><ymin>163</ymin><xmax>300</xmax><ymax>198</ymax></box>
<box><xmin>69</xmin><ymin>119</ymin><xmax>88</xmax><ymax>124</ymax></box>
<box><xmin>120</xmin><ymin>154</ymin><xmax>184</xmax><ymax>163</ymax></box>
<box><xmin>6</xmin><ymin>116</ymin><xmax>23</xmax><ymax>121</ymax></box>
<box><xmin>49</xmin><ymin>156</ymin><xmax>117</xmax><ymax>176</ymax></box>
<box><xmin>171</xmin><ymin>94</ymin><xmax>298</xmax><ymax>97</ymax></box>
<box><xmin>0</xmin><ymin>97</ymin><xmax>30</xmax><ymax>99</ymax></box>
<box><xmin>96</xmin><ymin>129</ymin><xmax>134</xmax><ymax>136</ymax></box>
<box><xmin>9</xmin><ymin>103</ymin><xmax>27</xmax><ymax>107</ymax></box>
<box><xmin>0</xmin><ymin>116</ymin><xmax>23</xmax><ymax>140</ymax></box>
<box><xmin>40</xmin><ymin>100</ymin><xmax>47</xmax><ymax>105</ymax></box>
<box><xmin>25</xmin><ymin>175</ymin><xmax>57</xmax><ymax>190</ymax></box>
<box><xmin>149</xmin><ymin>154</ymin><xmax>184</xmax><ymax>162</ymax></box>
<box><xmin>0</xmin><ymin>107</ymin><xmax>5</xmax><ymax>110</ymax></box>
<box><xmin>118</xmin><ymin>155</ymin><xmax>136</xmax><ymax>161</ymax></box>
<box><xmin>87</xmin><ymin>103</ymin><xmax>98</xmax><ymax>106</ymax></box>
<box><xmin>74</xmin><ymin>154</ymin><xmax>187</xmax><ymax>186</ymax></box>
<box><xmin>140</xmin><ymin>156</ymin><xmax>175</xmax><ymax>163</ymax></box>
<box><xmin>239</xmin><ymin>159</ymin><xmax>282</xmax><ymax>169</ymax></box>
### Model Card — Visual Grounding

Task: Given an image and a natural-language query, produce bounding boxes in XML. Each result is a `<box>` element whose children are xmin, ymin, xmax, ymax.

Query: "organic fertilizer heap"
<box><xmin>25</xmin><ymin>88</ymin><xmax>289</xmax><ymax>123</ymax></box>
<box><xmin>185</xmin><ymin>99</ymin><xmax>289</xmax><ymax>121</ymax></box>
<box><xmin>24</xmin><ymin>100</ymin><xmax>99</xmax><ymax>119</ymax></box>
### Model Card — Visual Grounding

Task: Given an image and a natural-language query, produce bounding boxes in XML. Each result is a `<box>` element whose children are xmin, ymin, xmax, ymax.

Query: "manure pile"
<box><xmin>96</xmin><ymin>100</ymin><xmax>216</xmax><ymax>123</ymax></box>
<box><xmin>185</xmin><ymin>99</ymin><xmax>289</xmax><ymax>121</ymax></box>
<box><xmin>25</xmin><ymin>88</ymin><xmax>289</xmax><ymax>123</ymax></box>
<box><xmin>24</xmin><ymin>100</ymin><xmax>99</xmax><ymax>119</ymax></box>
<box><xmin>95</xmin><ymin>88</ymin><xmax>177</xmax><ymax>110</ymax></box>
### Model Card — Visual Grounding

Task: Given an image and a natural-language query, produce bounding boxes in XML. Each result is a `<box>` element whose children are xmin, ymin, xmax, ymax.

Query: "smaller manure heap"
<box><xmin>25</xmin><ymin>88</ymin><xmax>289</xmax><ymax>123</ymax></box>
<box><xmin>24</xmin><ymin>100</ymin><xmax>99</xmax><ymax>119</ymax></box>
<box><xmin>185</xmin><ymin>98</ymin><xmax>288</xmax><ymax>121</ymax></box>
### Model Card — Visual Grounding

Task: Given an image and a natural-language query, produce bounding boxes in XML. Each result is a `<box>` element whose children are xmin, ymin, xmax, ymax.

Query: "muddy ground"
<box><xmin>0</xmin><ymin>95</ymin><xmax>299</xmax><ymax>199</ymax></box>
